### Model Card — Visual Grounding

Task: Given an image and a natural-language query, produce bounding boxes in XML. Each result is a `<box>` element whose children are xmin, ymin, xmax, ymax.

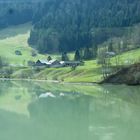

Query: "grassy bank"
<box><xmin>10</xmin><ymin>60</ymin><xmax>102</xmax><ymax>83</ymax></box>
<box><xmin>11</xmin><ymin>48</ymin><xmax>140</xmax><ymax>83</ymax></box>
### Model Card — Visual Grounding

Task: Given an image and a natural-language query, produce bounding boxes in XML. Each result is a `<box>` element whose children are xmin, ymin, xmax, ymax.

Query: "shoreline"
<box><xmin>0</xmin><ymin>78</ymin><xmax>138</xmax><ymax>86</ymax></box>
<box><xmin>0</xmin><ymin>78</ymin><xmax>59</xmax><ymax>83</ymax></box>
<box><xmin>0</xmin><ymin>78</ymin><xmax>99</xmax><ymax>86</ymax></box>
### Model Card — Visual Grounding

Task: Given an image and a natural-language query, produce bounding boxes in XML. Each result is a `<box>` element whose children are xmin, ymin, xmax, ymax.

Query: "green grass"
<box><xmin>108</xmin><ymin>48</ymin><xmax>140</xmax><ymax>70</ymax></box>
<box><xmin>12</xmin><ymin>60</ymin><xmax>102</xmax><ymax>83</ymax></box>
<box><xmin>0</xmin><ymin>23</ymin><xmax>46</xmax><ymax>65</ymax></box>
<box><xmin>112</xmin><ymin>49</ymin><xmax>140</xmax><ymax>65</ymax></box>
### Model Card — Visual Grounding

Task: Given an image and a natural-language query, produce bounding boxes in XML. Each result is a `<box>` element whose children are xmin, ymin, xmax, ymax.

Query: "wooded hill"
<box><xmin>28</xmin><ymin>0</ymin><xmax>140</xmax><ymax>53</ymax></box>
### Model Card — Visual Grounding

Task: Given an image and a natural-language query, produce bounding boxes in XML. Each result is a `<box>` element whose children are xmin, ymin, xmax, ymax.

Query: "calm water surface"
<box><xmin>0</xmin><ymin>80</ymin><xmax>140</xmax><ymax>140</ymax></box>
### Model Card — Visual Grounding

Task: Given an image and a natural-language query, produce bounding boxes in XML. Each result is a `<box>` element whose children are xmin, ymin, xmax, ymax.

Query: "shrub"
<box><xmin>31</xmin><ymin>50</ymin><xmax>37</xmax><ymax>57</ymax></box>
<box><xmin>15</xmin><ymin>50</ymin><xmax>22</xmax><ymax>55</ymax></box>
<box><xmin>0</xmin><ymin>56</ymin><xmax>9</xmax><ymax>68</ymax></box>
<box><xmin>28</xmin><ymin>60</ymin><xmax>35</xmax><ymax>67</ymax></box>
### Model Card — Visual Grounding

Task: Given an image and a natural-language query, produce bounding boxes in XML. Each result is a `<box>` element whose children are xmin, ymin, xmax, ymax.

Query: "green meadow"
<box><xmin>0</xmin><ymin>23</ymin><xmax>46</xmax><ymax>65</ymax></box>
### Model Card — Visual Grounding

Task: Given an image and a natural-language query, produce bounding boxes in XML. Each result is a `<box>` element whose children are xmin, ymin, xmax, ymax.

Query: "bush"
<box><xmin>15</xmin><ymin>50</ymin><xmax>22</xmax><ymax>55</ymax></box>
<box><xmin>134</xmin><ymin>72</ymin><xmax>140</xmax><ymax>83</ymax></box>
<box><xmin>0</xmin><ymin>56</ymin><xmax>8</xmax><ymax>68</ymax></box>
<box><xmin>0</xmin><ymin>67</ymin><xmax>13</xmax><ymax>78</ymax></box>
<box><xmin>28</xmin><ymin>60</ymin><xmax>35</xmax><ymax>67</ymax></box>
<box><xmin>31</xmin><ymin>50</ymin><xmax>37</xmax><ymax>57</ymax></box>
<box><xmin>52</xmin><ymin>76</ymin><xmax>58</xmax><ymax>81</ymax></box>
<box><xmin>47</xmin><ymin>56</ymin><xmax>52</xmax><ymax>61</ymax></box>
<box><xmin>71</xmin><ymin>65</ymin><xmax>77</xmax><ymax>71</ymax></box>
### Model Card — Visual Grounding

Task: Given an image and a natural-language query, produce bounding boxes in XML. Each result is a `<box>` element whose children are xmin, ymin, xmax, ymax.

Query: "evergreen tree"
<box><xmin>83</xmin><ymin>48</ymin><xmax>93</xmax><ymax>60</ymax></box>
<box><xmin>122</xmin><ymin>41</ymin><xmax>128</xmax><ymax>51</ymax></box>
<box><xmin>61</xmin><ymin>52</ymin><xmax>69</xmax><ymax>61</ymax></box>
<box><xmin>118</xmin><ymin>42</ymin><xmax>121</xmax><ymax>54</ymax></box>
<box><xmin>108</xmin><ymin>40</ymin><xmax>114</xmax><ymax>52</ymax></box>
<box><xmin>93</xmin><ymin>45</ymin><xmax>98</xmax><ymax>59</ymax></box>
<box><xmin>74</xmin><ymin>50</ymin><xmax>81</xmax><ymax>61</ymax></box>
<box><xmin>47</xmin><ymin>56</ymin><xmax>52</xmax><ymax>61</ymax></box>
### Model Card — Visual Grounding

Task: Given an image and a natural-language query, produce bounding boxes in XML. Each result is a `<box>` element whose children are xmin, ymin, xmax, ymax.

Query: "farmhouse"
<box><xmin>35</xmin><ymin>59</ymin><xmax>64</xmax><ymax>68</ymax></box>
<box><xmin>35</xmin><ymin>59</ymin><xmax>83</xmax><ymax>68</ymax></box>
<box><xmin>105</xmin><ymin>52</ymin><xmax>116</xmax><ymax>57</ymax></box>
<box><xmin>49</xmin><ymin>60</ymin><xmax>63</xmax><ymax>68</ymax></box>
<box><xmin>62</xmin><ymin>61</ymin><xmax>84</xmax><ymax>67</ymax></box>
<box><xmin>35</xmin><ymin>60</ymin><xmax>49</xmax><ymax>67</ymax></box>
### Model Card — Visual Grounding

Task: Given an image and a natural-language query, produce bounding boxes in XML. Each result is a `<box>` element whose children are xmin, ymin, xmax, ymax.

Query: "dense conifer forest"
<box><xmin>28</xmin><ymin>0</ymin><xmax>140</xmax><ymax>53</ymax></box>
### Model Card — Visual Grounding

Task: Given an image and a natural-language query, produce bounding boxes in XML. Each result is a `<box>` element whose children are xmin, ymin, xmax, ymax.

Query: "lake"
<box><xmin>0</xmin><ymin>80</ymin><xmax>140</xmax><ymax>140</ymax></box>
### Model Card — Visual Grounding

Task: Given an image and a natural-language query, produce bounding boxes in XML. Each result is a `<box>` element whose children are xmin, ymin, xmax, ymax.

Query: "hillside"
<box><xmin>0</xmin><ymin>1</ymin><xmax>33</xmax><ymax>28</ymax></box>
<box><xmin>0</xmin><ymin>23</ymin><xmax>46</xmax><ymax>65</ymax></box>
<box><xmin>29</xmin><ymin>0</ymin><xmax>140</xmax><ymax>53</ymax></box>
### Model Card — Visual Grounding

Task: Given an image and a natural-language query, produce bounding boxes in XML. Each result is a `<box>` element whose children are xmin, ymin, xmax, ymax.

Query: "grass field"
<box><xmin>112</xmin><ymin>49</ymin><xmax>140</xmax><ymax>65</ymax></box>
<box><xmin>0</xmin><ymin>23</ymin><xmax>140</xmax><ymax>82</ymax></box>
<box><xmin>0</xmin><ymin>23</ymin><xmax>46</xmax><ymax>65</ymax></box>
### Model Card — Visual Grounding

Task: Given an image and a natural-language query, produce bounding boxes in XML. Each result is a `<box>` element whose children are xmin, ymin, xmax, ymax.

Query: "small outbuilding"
<box><xmin>105</xmin><ymin>52</ymin><xmax>116</xmax><ymax>57</ymax></box>
<box><xmin>62</xmin><ymin>61</ymin><xmax>84</xmax><ymax>67</ymax></box>
<box><xmin>35</xmin><ymin>60</ymin><xmax>49</xmax><ymax>67</ymax></box>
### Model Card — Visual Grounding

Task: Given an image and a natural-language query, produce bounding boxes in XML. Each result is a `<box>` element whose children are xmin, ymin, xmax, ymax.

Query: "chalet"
<box><xmin>105</xmin><ymin>52</ymin><xmax>116</xmax><ymax>57</ymax></box>
<box><xmin>35</xmin><ymin>59</ymin><xmax>64</xmax><ymax>68</ymax></box>
<box><xmin>61</xmin><ymin>61</ymin><xmax>84</xmax><ymax>67</ymax></box>
<box><xmin>35</xmin><ymin>60</ymin><xmax>49</xmax><ymax>67</ymax></box>
<box><xmin>49</xmin><ymin>60</ymin><xmax>63</xmax><ymax>68</ymax></box>
<box><xmin>35</xmin><ymin>59</ymin><xmax>83</xmax><ymax>68</ymax></box>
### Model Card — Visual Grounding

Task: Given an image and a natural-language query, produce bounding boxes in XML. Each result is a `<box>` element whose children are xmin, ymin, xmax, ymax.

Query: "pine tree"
<box><xmin>93</xmin><ymin>45</ymin><xmax>98</xmax><ymax>59</ymax></box>
<box><xmin>108</xmin><ymin>40</ymin><xmax>113</xmax><ymax>52</ymax></box>
<box><xmin>83</xmin><ymin>47</ymin><xmax>93</xmax><ymax>60</ymax></box>
<box><xmin>74</xmin><ymin>50</ymin><xmax>81</xmax><ymax>61</ymax></box>
<box><xmin>122</xmin><ymin>40</ymin><xmax>128</xmax><ymax>52</ymax></box>
<box><xmin>47</xmin><ymin>56</ymin><xmax>52</xmax><ymax>61</ymax></box>
<box><xmin>61</xmin><ymin>52</ymin><xmax>69</xmax><ymax>61</ymax></box>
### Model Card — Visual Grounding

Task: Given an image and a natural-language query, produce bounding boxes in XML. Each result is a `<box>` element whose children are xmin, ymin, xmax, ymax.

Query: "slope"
<box><xmin>0</xmin><ymin>23</ymin><xmax>45</xmax><ymax>66</ymax></box>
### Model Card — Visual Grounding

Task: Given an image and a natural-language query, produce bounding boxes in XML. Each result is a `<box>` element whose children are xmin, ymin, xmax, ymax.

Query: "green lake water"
<box><xmin>0</xmin><ymin>80</ymin><xmax>140</xmax><ymax>140</ymax></box>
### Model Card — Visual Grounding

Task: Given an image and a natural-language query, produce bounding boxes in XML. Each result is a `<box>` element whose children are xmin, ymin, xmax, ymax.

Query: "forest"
<box><xmin>28</xmin><ymin>0</ymin><xmax>140</xmax><ymax>53</ymax></box>
<box><xmin>0</xmin><ymin>0</ymin><xmax>40</xmax><ymax>28</ymax></box>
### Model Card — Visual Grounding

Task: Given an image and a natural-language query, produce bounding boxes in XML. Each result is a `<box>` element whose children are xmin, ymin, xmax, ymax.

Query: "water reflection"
<box><xmin>0</xmin><ymin>81</ymin><xmax>140</xmax><ymax>140</ymax></box>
